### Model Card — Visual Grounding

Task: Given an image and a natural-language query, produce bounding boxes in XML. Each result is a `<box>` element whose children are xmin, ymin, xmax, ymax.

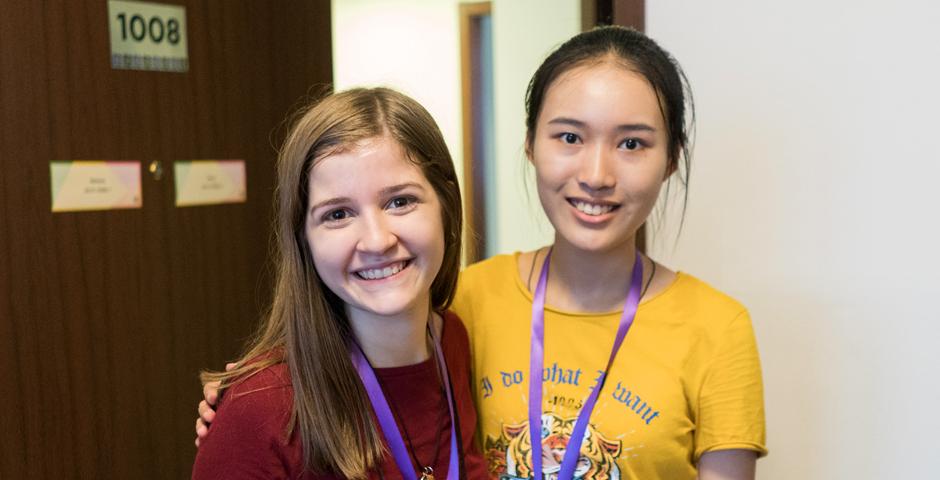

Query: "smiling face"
<box><xmin>305</xmin><ymin>136</ymin><xmax>445</xmax><ymax>321</ymax></box>
<box><xmin>529</xmin><ymin>61</ymin><xmax>672</xmax><ymax>254</ymax></box>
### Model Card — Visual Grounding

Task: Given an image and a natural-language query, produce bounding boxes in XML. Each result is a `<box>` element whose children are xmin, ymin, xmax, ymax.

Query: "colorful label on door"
<box><xmin>50</xmin><ymin>161</ymin><xmax>143</xmax><ymax>212</ymax></box>
<box><xmin>174</xmin><ymin>160</ymin><xmax>247</xmax><ymax>207</ymax></box>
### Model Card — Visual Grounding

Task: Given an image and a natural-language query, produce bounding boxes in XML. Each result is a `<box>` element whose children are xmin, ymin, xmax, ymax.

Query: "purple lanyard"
<box><xmin>349</xmin><ymin>321</ymin><xmax>460</xmax><ymax>480</ymax></box>
<box><xmin>528</xmin><ymin>251</ymin><xmax>643</xmax><ymax>480</ymax></box>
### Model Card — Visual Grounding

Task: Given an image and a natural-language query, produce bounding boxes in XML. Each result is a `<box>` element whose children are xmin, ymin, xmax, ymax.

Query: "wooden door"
<box><xmin>0</xmin><ymin>1</ymin><xmax>332</xmax><ymax>477</ymax></box>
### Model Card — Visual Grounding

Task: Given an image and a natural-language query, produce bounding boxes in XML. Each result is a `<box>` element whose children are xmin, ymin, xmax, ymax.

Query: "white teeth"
<box><xmin>357</xmin><ymin>261</ymin><xmax>405</xmax><ymax>280</ymax></box>
<box><xmin>574</xmin><ymin>200</ymin><xmax>614</xmax><ymax>216</ymax></box>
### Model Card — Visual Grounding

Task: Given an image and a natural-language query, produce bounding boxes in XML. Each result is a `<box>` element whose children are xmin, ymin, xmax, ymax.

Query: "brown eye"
<box><xmin>326</xmin><ymin>209</ymin><xmax>349</xmax><ymax>221</ymax></box>
<box><xmin>387</xmin><ymin>195</ymin><xmax>417</xmax><ymax>210</ymax></box>
<box><xmin>620</xmin><ymin>138</ymin><xmax>642</xmax><ymax>150</ymax></box>
<box><xmin>561</xmin><ymin>132</ymin><xmax>580</xmax><ymax>144</ymax></box>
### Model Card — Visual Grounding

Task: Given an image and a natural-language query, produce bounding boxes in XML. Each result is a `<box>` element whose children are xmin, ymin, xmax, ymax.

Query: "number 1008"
<box><xmin>116</xmin><ymin>13</ymin><xmax>181</xmax><ymax>44</ymax></box>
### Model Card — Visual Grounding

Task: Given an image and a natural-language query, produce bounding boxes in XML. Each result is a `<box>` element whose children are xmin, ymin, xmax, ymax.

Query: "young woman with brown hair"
<box><xmin>191</xmin><ymin>87</ymin><xmax>487</xmax><ymax>479</ymax></box>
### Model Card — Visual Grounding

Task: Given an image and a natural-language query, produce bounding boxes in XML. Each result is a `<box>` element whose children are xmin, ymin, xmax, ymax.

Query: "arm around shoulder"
<box><xmin>191</xmin><ymin>368</ymin><xmax>296</xmax><ymax>479</ymax></box>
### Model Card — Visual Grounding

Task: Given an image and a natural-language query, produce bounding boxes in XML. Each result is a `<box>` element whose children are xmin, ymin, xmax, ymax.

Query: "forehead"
<box><xmin>308</xmin><ymin>137</ymin><xmax>430</xmax><ymax>198</ymax></box>
<box><xmin>540</xmin><ymin>62</ymin><xmax>664</xmax><ymax>129</ymax></box>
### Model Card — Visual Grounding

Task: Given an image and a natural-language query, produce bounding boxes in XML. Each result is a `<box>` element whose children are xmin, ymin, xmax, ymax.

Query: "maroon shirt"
<box><xmin>192</xmin><ymin>311</ymin><xmax>488</xmax><ymax>480</ymax></box>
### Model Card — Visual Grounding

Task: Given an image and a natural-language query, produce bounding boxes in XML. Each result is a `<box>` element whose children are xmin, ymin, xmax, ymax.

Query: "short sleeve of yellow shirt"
<box><xmin>451</xmin><ymin>254</ymin><xmax>766</xmax><ymax>480</ymax></box>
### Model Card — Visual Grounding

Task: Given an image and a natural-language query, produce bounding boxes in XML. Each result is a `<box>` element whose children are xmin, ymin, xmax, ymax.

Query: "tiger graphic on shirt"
<box><xmin>484</xmin><ymin>413</ymin><xmax>622</xmax><ymax>480</ymax></box>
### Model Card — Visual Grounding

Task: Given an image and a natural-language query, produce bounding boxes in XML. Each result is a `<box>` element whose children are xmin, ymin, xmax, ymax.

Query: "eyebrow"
<box><xmin>380</xmin><ymin>182</ymin><xmax>426</xmax><ymax>196</ymax></box>
<box><xmin>547</xmin><ymin>117</ymin><xmax>657</xmax><ymax>133</ymax></box>
<box><xmin>309</xmin><ymin>182</ymin><xmax>427</xmax><ymax>213</ymax></box>
<box><xmin>309</xmin><ymin>196</ymin><xmax>350</xmax><ymax>213</ymax></box>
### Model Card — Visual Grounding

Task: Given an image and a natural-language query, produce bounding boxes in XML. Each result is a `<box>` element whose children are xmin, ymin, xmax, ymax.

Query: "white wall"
<box><xmin>331</xmin><ymin>0</ymin><xmax>464</xmax><ymax>192</ymax></box>
<box><xmin>332</xmin><ymin>0</ymin><xmax>576</xmax><ymax>256</ymax></box>
<box><xmin>646</xmin><ymin>1</ymin><xmax>940</xmax><ymax>477</ymax></box>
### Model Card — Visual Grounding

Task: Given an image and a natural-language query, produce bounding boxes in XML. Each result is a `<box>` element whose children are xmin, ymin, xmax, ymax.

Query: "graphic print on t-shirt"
<box><xmin>453</xmin><ymin>256</ymin><xmax>766</xmax><ymax>480</ymax></box>
<box><xmin>484</xmin><ymin>413</ymin><xmax>623</xmax><ymax>480</ymax></box>
<box><xmin>478</xmin><ymin>360</ymin><xmax>664</xmax><ymax>480</ymax></box>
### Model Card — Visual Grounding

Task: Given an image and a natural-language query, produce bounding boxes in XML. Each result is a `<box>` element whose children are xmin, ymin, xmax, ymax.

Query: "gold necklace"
<box><xmin>420</xmin><ymin>466</ymin><xmax>435</xmax><ymax>480</ymax></box>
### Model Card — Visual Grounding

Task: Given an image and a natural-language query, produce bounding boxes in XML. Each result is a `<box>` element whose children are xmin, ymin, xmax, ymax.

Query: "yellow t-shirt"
<box><xmin>451</xmin><ymin>253</ymin><xmax>766</xmax><ymax>480</ymax></box>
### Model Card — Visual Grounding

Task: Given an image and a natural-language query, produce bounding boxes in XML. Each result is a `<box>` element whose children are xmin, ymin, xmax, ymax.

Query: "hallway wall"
<box><xmin>646</xmin><ymin>1</ymin><xmax>940</xmax><ymax>477</ymax></box>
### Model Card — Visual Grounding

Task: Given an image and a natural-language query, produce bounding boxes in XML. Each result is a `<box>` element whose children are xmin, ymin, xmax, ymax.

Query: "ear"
<box><xmin>663</xmin><ymin>158</ymin><xmax>679</xmax><ymax>181</ymax></box>
<box><xmin>524</xmin><ymin>132</ymin><xmax>535</xmax><ymax>163</ymax></box>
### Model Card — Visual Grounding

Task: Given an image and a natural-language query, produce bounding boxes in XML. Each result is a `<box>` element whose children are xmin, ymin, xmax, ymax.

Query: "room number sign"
<box><xmin>108</xmin><ymin>0</ymin><xmax>188</xmax><ymax>72</ymax></box>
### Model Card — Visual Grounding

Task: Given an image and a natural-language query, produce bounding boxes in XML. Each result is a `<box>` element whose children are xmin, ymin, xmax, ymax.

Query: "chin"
<box><xmin>352</xmin><ymin>292</ymin><xmax>425</xmax><ymax>318</ymax></box>
<box><xmin>556</xmin><ymin>225</ymin><xmax>632</xmax><ymax>254</ymax></box>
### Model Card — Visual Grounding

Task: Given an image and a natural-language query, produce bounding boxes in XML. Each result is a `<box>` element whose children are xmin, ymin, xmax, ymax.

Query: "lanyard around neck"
<box><xmin>528</xmin><ymin>250</ymin><xmax>643</xmax><ymax>480</ymax></box>
<box><xmin>349</xmin><ymin>321</ymin><xmax>460</xmax><ymax>480</ymax></box>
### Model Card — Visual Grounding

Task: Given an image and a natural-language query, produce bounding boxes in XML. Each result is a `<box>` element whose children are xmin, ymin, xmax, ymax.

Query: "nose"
<box><xmin>356</xmin><ymin>211</ymin><xmax>398</xmax><ymax>254</ymax></box>
<box><xmin>577</xmin><ymin>144</ymin><xmax>616</xmax><ymax>193</ymax></box>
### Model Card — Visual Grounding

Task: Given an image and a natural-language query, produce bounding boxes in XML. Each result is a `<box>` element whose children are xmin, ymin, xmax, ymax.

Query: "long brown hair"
<box><xmin>201</xmin><ymin>87</ymin><xmax>463</xmax><ymax>478</ymax></box>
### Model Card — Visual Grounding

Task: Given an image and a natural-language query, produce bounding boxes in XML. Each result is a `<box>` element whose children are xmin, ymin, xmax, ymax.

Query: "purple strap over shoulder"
<box><xmin>528</xmin><ymin>251</ymin><xmax>643</xmax><ymax>480</ymax></box>
<box><xmin>350</xmin><ymin>318</ymin><xmax>460</xmax><ymax>480</ymax></box>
